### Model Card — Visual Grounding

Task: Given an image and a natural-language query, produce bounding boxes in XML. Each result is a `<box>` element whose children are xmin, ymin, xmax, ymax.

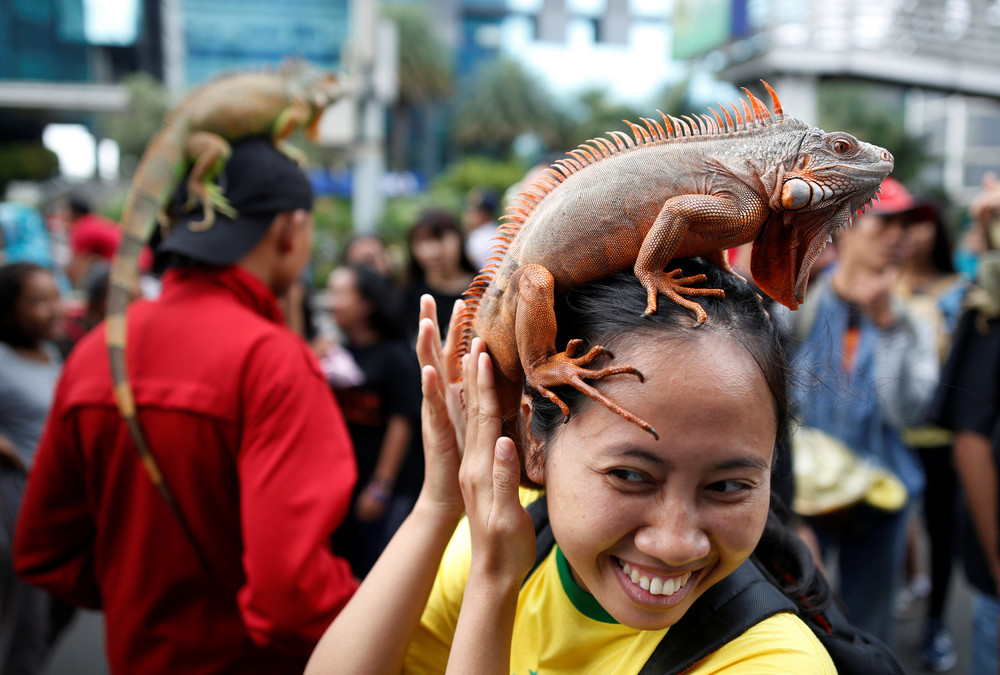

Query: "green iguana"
<box><xmin>456</xmin><ymin>82</ymin><xmax>894</xmax><ymax>440</ymax></box>
<box><xmin>106</xmin><ymin>60</ymin><xmax>344</xmax><ymax>564</ymax></box>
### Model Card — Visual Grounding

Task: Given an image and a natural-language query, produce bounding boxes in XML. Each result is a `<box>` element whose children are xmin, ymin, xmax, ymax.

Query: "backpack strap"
<box><xmin>637</xmin><ymin>560</ymin><xmax>797</xmax><ymax>675</ymax></box>
<box><xmin>524</xmin><ymin>495</ymin><xmax>554</xmax><ymax>586</ymax></box>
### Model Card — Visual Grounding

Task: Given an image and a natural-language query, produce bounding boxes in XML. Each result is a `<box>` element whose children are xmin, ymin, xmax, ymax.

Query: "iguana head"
<box><xmin>752</xmin><ymin>127</ymin><xmax>894</xmax><ymax>309</ymax></box>
<box><xmin>281</xmin><ymin>59</ymin><xmax>347</xmax><ymax>141</ymax></box>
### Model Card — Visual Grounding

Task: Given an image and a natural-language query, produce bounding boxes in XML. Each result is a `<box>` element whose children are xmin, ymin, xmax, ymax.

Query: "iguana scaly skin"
<box><xmin>456</xmin><ymin>82</ymin><xmax>893</xmax><ymax>440</ymax></box>
<box><xmin>106</xmin><ymin>60</ymin><xmax>343</xmax><ymax>565</ymax></box>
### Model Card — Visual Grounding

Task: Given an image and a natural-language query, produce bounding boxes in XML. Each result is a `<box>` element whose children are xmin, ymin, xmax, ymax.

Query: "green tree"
<box><xmin>100</xmin><ymin>72</ymin><xmax>169</xmax><ymax>175</ymax></box>
<box><xmin>452</xmin><ymin>58</ymin><xmax>569</xmax><ymax>156</ymax></box>
<box><xmin>565</xmin><ymin>89</ymin><xmax>645</xmax><ymax>148</ymax></box>
<box><xmin>0</xmin><ymin>142</ymin><xmax>59</xmax><ymax>194</ymax></box>
<box><xmin>382</xmin><ymin>3</ymin><xmax>453</xmax><ymax>171</ymax></box>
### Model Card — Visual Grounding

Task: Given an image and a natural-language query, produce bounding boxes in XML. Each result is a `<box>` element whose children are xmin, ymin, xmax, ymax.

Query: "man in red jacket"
<box><xmin>15</xmin><ymin>138</ymin><xmax>359</xmax><ymax>674</ymax></box>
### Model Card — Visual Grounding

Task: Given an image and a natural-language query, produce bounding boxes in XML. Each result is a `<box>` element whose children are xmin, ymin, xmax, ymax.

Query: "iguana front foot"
<box><xmin>527</xmin><ymin>340</ymin><xmax>657</xmax><ymax>439</ymax></box>
<box><xmin>638</xmin><ymin>268</ymin><xmax>725</xmax><ymax>326</ymax></box>
<box><xmin>185</xmin><ymin>181</ymin><xmax>238</xmax><ymax>232</ymax></box>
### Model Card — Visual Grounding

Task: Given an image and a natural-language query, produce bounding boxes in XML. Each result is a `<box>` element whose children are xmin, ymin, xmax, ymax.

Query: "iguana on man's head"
<box><xmin>456</xmin><ymin>82</ymin><xmax>893</xmax><ymax>443</ymax></box>
<box><xmin>105</xmin><ymin>60</ymin><xmax>344</xmax><ymax>567</ymax></box>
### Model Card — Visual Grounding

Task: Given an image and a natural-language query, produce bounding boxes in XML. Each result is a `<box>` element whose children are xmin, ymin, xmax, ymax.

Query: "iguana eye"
<box><xmin>831</xmin><ymin>139</ymin><xmax>854</xmax><ymax>154</ymax></box>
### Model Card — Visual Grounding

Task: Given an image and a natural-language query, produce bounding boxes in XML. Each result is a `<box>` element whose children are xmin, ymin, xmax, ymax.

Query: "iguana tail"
<box><xmin>107</xmin><ymin>122</ymin><xmax>212</xmax><ymax>576</ymax></box>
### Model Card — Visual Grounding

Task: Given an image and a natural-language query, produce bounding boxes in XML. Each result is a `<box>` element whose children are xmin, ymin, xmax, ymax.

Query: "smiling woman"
<box><xmin>304</xmin><ymin>257</ymin><xmax>842</xmax><ymax>675</ymax></box>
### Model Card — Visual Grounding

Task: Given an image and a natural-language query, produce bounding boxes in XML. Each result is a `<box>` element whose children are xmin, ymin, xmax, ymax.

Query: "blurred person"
<box><xmin>61</xmin><ymin>195</ymin><xmax>121</xmax><ymax>287</ymax></box>
<box><xmin>779</xmin><ymin>176</ymin><xmax>938</xmax><ymax>647</ymax></box>
<box><xmin>0</xmin><ymin>262</ymin><xmax>65</xmax><ymax>674</ymax></box>
<box><xmin>61</xmin><ymin>195</ymin><xmax>154</xmax><ymax>291</ymax></box>
<box><xmin>60</xmin><ymin>263</ymin><xmax>111</xmax><ymax>352</ymax></box>
<box><xmin>325</xmin><ymin>264</ymin><xmax>422</xmax><ymax>577</ymax></box>
<box><xmin>894</xmin><ymin>197</ymin><xmax>966</xmax><ymax>671</ymax></box>
<box><xmin>929</xmin><ymin>171</ymin><xmax>1000</xmax><ymax>675</ymax></box>
<box><xmin>14</xmin><ymin>139</ymin><xmax>359</xmax><ymax>675</ymax></box>
<box><xmin>343</xmin><ymin>233</ymin><xmax>395</xmax><ymax>280</ymax></box>
<box><xmin>462</xmin><ymin>188</ymin><xmax>499</xmax><ymax>270</ymax></box>
<box><xmin>399</xmin><ymin>208</ymin><xmax>476</xmax><ymax>345</ymax></box>
<box><xmin>0</xmin><ymin>203</ymin><xmax>56</xmax><ymax>270</ymax></box>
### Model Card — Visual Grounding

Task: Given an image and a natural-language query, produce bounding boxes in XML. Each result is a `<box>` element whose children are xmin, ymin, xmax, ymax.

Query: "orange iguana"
<box><xmin>106</xmin><ymin>60</ymin><xmax>343</xmax><ymax>565</ymax></box>
<box><xmin>456</xmin><ymin>82</ymin><xmax>893</xmax><ymax>440</ymax></box>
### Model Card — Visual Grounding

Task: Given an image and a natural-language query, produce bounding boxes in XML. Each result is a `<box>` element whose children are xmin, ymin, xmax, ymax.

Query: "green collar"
<box><xmin>555</xmin><ymin>546</ymin><xmax>618</xmax><ymax>624</ymax></box>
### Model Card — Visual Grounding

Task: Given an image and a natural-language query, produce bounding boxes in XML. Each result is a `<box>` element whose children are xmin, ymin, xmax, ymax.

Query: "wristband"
<box><xmin>364</xmin><ymin>480</ymin><xmax>392</xmax><ymax>505</ymax></box>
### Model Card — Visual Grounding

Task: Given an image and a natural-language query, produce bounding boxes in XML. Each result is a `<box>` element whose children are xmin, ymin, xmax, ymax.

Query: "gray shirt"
<box><xmin>0</xmin><ymin>341</ymin><xmax>61</xmax><ymax>469</ymax></box>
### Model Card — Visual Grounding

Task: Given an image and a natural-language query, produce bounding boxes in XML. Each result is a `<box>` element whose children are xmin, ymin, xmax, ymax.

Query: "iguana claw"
<box><xmin>528</xmin><ymin>343</ymin><xmax>657</xmax><ymax>439</ymax></box>
<box><xmin>187</xmin><ymin>182</ymin><xmax>239</xmax><ymax>232</ymax></box>
<box><xmin>641</xmin><ymin>268</ymin><xmax>725</xmax><ymax>326</ymax></box>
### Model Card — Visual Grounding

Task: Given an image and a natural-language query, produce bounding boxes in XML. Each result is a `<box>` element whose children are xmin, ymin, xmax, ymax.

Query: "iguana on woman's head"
<box><xmin>456</xmin><ymin>82</ymin><xmax>894</xmax><ymax>442</ymax></box>
<box><xmin>105</xmin><ymin>60</ymin><xmax>344</xmax><ymax>568</ymax></box>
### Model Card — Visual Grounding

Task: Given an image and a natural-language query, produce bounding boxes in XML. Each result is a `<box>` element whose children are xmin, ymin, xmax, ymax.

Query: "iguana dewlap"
<box><xmin>457</xmin><ymin>82</ymin><xmax>893</xmax><ymax>441</ymax></box>
<box><xmin>105</xmin><ymin>60</ymin><xmax>344</xmax><ymax>568</ymax></box>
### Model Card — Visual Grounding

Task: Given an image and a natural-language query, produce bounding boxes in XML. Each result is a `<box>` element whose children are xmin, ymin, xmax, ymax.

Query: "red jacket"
<box><xmin>15</xmin><ymin>266</ymin><xmax>358</xmax><ymax>674</ymax></box>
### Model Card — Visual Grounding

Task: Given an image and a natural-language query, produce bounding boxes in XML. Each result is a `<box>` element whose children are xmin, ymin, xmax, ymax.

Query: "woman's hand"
<box><xmin>355</xmin><ymin>484</ymin><xmax>389</xmax><ymax>522</ymax></box>
<box><xmin>416</xmin><ymin>296</ymin><xmax>467</xmax><ymax>449</ymax></box>
<box><xmin>414</xmin><ymin>296</ymin><xmax>466</xmax><ymax>520</ymax></box>
<box><xmin>458</xmin><ymin>338</ymin><xmax>536</xmax><ymax>584</ymax></box>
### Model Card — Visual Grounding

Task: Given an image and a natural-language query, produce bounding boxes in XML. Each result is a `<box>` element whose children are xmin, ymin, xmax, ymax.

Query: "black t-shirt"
<box><xmin>929</xmin><ymin>310</ymin><xmax>1000</xmax><ymax>596</ymax></box>
<box><xmin>399</xmin><ymin>279</ymin><xmax>466</xmax><ymax>347</ymax></box>
<box><xmin>332</xmin><ymin>338</ymin><xmax>424</xmax><ymax>496</ymax></box>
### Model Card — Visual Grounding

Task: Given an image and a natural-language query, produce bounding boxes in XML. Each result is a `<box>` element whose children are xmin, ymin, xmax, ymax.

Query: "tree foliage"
<box><xmin>564</xmin><ymin>89</ymin><xmax>645</xmax><ymax>147</ymax></box>
<box><xmin>0</xmin><ymin>142</ymin><xmax>59</xmax><ymax>192</ymax></box>
<box><xmin>382</xmin><ymin>3</ymin><xmax>453</xmax><ymax>171</ymax></box>
<box><xmin>383</xmin><ymin>3</ymin><xmax>453</xmax><ymax>105</ymax></box>
<box><xmin>100</xmin><ymin>72</ymin><xmax>169</xmax><ymax>174</ymax></box>
<box><xmin>452</xmin><ymin>58</ymin><xmax>569</xmax><ymax>155</ymax></box>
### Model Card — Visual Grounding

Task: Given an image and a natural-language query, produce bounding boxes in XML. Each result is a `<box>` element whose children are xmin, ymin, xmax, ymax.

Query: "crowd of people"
<box><xmin>2</xmin><ymin>131</ymin><xmax>1000</xmax><ymax>674</ymax></box>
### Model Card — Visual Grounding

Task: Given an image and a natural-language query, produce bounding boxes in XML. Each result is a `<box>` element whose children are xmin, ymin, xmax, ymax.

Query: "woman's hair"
<box><xmin>526</xmin><ymin>257</ymin><xmax>789</xmax><ymax>460</ymax></box>
<box><xmin>405</xmin><ymin>208</ymin><xmax>477</xmax><ymax>282</ymax></box>
<box><xmin>924</xmin><ymin>202</ymin><xmax>956</xmax><ymax>275</ymax></box>
<box><xmin>342</xmin><ymin>263</ymin><xmax>404</xmax><ymax>340</ymax></box>
<box><xmin>0</xmin><ymin>262</ymin><xmax>50</xmax><ymax>348</ymax></box>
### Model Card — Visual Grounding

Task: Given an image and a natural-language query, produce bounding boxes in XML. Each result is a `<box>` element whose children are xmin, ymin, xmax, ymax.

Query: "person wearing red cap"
<box><xmin>15</xmin><ymin>138</ymin><xmax>359</xmax><ymax>674</ymax></box>
<box><xmin>62</xmin><ymin>196</ymin><xmax>121</xmax><ymax>287</ymax></box>
<box><xmin>779</xmin><ymin>176</ymin><xmax>939</xmax><ymax>649</ymax></box>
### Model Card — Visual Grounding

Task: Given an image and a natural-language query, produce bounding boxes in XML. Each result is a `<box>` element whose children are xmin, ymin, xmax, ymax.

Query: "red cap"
<box><xmin>869</xmin><ymin>177</ymin><xmax>916</xmax><ymax>216</ymax></box>
<box><xmin>862</xmin><ymin>177</ymin><xmax>939</xmax><ymax>222</ymax></box>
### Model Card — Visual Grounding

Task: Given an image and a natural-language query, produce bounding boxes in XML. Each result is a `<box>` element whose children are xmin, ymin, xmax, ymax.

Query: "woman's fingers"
<box><xmin>416</xmin><ymin>316</ymin><xmax>441</xmax><ymax>373</ymax></box>
<box><xmin>443</xmin><ymin>300</ymin><xmax>465</xmax><ymax>384</ymax></box>
<box><xmin>417</xmin><ymin>295</ymin><xmax>443</xmax><ymax>370</ymax></box>
<box><xmin>420</xmin><ymin>365</ymin><xmax>448</xmax><ymax>442</ymax></box>
<box><xmin>491</xmin><ymin>438</ymin><xmax>521</xmax><ymax>514</ymax></box>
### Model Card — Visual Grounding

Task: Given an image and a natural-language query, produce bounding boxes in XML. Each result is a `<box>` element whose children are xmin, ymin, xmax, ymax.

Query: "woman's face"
<box><xmin>327</xmin><ymin>267</ymin><xmax>368</xmax><ymax>332</ymax></box>
<box><xmin>534</xmin><ymin>333</ymin><xmax>776</xmax><ymax>631</ymax></box>
<box><xmin>15</xmin><ymin>270</ymin><xmax>64</xmax><ymax>344</ymax></box>
<box><xmin>411</xmin><ymin>229</ymin><xmax>463</xmax><ymax>274</ymax></box>
<box><xmin>903</xmin><ymin>219</ymin><xmax>936</xmax><ymax>265</ymax></box>
<box><xmin>345</xmin><ymin>237</ymin><xmax>392</xmax><ymax>278</ymax></box>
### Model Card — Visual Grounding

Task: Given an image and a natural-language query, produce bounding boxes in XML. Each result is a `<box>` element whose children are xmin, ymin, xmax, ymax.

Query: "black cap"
<box><xmin>157</xmin><ymin>137</ymin><xmax>314</xmax><ymax>265</ymax></box>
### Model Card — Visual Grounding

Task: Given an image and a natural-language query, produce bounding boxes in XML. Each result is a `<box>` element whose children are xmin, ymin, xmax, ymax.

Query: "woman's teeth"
<box><xmin>620</xmin><ymin>561</ymin><xmax>691</xmax><ymax>596</ymax></box>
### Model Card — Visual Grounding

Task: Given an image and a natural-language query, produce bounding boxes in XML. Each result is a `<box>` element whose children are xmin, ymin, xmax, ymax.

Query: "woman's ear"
<box><xmin>521</xmin><ymin>394</ymin><xmax>546</xmax><ymax>485</ymax></box>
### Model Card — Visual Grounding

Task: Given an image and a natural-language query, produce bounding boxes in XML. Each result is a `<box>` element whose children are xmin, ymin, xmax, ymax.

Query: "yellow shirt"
<box><xmin>404</xmin><ymin>518</ymin><xmax>837</xmax><ymax>675</ymax></box>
